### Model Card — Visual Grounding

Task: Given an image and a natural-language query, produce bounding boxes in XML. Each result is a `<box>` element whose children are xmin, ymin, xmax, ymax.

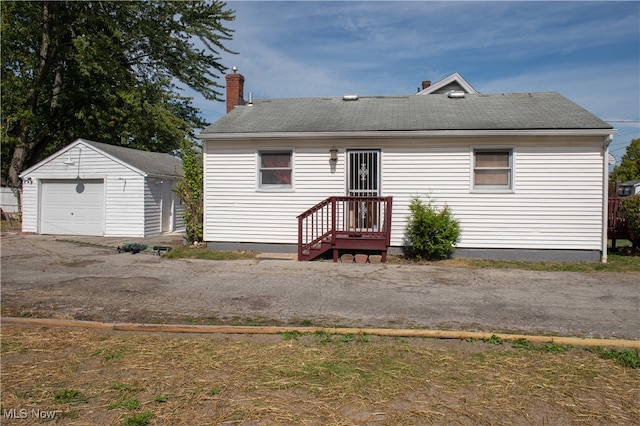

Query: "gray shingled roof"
<box><xmin>82</xmin><ymin>139</ymin><xmax>182</xmax><ymax>177</ymax></box>
<box><xmin>201</xmin><ymin>92</ymin><xmax>612</xmax><ymax>135</ymax></box>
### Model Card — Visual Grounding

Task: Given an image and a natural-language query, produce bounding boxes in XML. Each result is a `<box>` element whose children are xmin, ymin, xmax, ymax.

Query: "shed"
<box><xmin>199</xmin><ymin>73</ymin><xmax>616</xmax><ymax>262</ymax></box>
<box><xmin>20</xmin><ymin>138</ymin><xmax>184</xmax><ymax>237</ymax></box>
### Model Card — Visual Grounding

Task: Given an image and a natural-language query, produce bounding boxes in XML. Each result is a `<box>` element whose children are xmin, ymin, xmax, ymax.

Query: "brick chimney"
<box><xmin>421</xmin><ymin>80</ymin><xmax>431</xmax><ymax>90</ymax></box>
<box><xmin>225</xmin><ymin>70</ymin><xmax>245</xmax><ymax>113</ymax></box>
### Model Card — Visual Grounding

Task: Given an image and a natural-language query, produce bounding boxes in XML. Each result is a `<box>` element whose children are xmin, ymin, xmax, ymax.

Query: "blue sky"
<box><xmin>192</xmin><ymin>1</ymin><xmax>639</xmax><ymax>163</ymax></box>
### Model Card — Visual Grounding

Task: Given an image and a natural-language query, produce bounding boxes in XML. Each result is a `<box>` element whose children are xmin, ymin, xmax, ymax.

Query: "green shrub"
<box><xmin>404</xmin><ymin>196</ymin><xmax>460</xmax><ymax>260</ymax></box>
<box><xmin>619</xmin><ymin>194</ymin><xmax>640</xmax><ymax>248</ymax></box>
<box><xmin>175</xmin><ymin>138</ymin><xmax>203</xmax><ymax>244</ymax></box>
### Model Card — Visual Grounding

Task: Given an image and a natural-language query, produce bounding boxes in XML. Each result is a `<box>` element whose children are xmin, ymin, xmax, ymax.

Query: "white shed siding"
<box><xmin>104</xmin><ymin>173</ymin><xmax>146</xmax><ymax>237</ymax></box>
<box><xmin>20</xmin><ymin>183</ymin><xmax>37</xmax><ymax>232</ymax></box>
<box><xmin>205</xmin><ymin>136</ymin><xmax>605</xmax><ymax>252</ymax></box>
<box><xmin>144</xmin><ymin>179</ymin><xmax>163</xmax><ymax>236</ymax></box>
<box><xmin>21</xmin><ymin>142</ymin><xmax>148</xmax><ymax>237</ymax></box>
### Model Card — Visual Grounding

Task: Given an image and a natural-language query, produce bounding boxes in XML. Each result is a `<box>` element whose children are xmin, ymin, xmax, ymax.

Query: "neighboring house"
<box><xmin>20</xmin><ymin>138</ymin><xmax>184</xmax><ymax>237</ymax></box>
<box><xmin>617</xmin><ymin>180</ymin><xmax>640</xmax><ymax>197</ymax></box>
<box><xmin>416</xmin><ymin>72</ymin><xmax>478</xmax><ymax>95</ymax></box>
<box><xmin>199</xmin><ymin>72</ymin><xmax>616</xmax><ymax>262</ymax></box>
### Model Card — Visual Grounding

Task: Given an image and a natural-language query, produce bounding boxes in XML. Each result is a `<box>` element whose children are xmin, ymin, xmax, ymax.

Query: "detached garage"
<box><xmin>20</xmin><ymin>138</ymin><xmax>184</xmax><ymax>237</ymax></box>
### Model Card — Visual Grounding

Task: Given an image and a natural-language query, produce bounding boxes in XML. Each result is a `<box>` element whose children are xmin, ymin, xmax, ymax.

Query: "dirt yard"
<box><xmin>1</xmin><ymin>324</ymin><xmax>639</xmax><ymax>425</ymax></box>
<box><xmin>2</xmin><ymin>234</ymin><xmax>639</xmax><ymax>339</ymax></box>
<box><xmin>1</xmin><ymin>234</ymin><xmax>639</xmax><ymax>424</ymax></box>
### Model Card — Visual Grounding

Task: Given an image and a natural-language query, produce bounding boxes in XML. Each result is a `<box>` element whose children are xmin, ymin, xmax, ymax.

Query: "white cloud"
<box><xmin>195</xmin><ymin>1</ymin><xmax>639</xmax><ymax>151</ymax></box>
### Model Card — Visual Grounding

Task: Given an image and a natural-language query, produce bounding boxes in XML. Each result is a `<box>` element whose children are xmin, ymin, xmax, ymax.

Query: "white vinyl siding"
<box><xmin>384</xmin><ymin>139</ymin><xmax>604</xmax><ymax>250</ymax></box>
<box><xmin>204</xmin><ymin>136</ymin><xmax>605</xmax><ymax>252</ymax></box>
<box><xmin>204</xmin><ymin>143</ymin><xmax>344</xmax><ymax>244</ymax></box>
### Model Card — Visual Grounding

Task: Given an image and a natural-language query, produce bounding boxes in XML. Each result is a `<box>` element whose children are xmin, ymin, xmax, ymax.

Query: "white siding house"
<box><xmin>199</xmin><ymin>73</ymin><xmax>615</xmax><ymax>262</ymax></box>
<box><xmin>20</xmin><ymin>138</ymin><xmax>184</xmax><ymax>237</ymax></box>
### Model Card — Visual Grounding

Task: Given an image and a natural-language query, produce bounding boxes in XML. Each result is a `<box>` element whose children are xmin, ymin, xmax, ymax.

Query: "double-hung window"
<box><xmin>259</xmin><ymin>150</ymin><xmax>292</xmax><ymax>189</ymax></box>
<box><xmin>472</xmin><ymin>148</ymin><xmax>514</xmax><ymax>191</ymax></box>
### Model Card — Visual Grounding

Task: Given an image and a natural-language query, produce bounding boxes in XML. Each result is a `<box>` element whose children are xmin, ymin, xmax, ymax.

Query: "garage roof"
<box><xmin>81</xmin><ymin>139</ymin><xmax>182</xmax><ymax>177</ymax></box>
<box><xmin>20</xmin><ymin>138</ymin><xmax>183</xmax><ymax>178</ymax></box>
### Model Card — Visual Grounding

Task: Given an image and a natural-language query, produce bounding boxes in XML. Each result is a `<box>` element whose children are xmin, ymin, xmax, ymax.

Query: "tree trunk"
<box><xmin>7</xmin><ymin>2</ymin><xmax>59</xmax><ymax>193</ymax></box>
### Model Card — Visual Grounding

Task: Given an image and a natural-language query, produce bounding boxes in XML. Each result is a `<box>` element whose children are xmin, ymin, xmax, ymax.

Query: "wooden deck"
<box><xmin>297</xmin><ymin>196</ymin><xmax>393</xmax><ymax>262</ymax></box>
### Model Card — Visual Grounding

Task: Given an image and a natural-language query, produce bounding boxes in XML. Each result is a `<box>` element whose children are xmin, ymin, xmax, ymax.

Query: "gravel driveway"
<box><xmin>1</xmin><ymin>234</ymin><xmax>639</xmax><ymax>340</ymax></box>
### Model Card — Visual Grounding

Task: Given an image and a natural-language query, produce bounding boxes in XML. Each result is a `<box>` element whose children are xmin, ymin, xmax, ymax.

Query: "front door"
<box><xmin>347</xmin><ymin>150</ymin><xmax>380</xmax><ymax>231</ymax></box>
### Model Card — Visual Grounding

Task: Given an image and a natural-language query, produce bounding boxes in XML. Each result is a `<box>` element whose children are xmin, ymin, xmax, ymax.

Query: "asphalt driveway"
<box><xmin>1</xmin><ymin>234</ymin><xmax>639</xmax><ymax>340</ymax></box>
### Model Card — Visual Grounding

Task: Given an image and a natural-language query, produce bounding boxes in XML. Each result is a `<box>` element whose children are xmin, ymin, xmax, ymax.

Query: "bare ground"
<box><xmin>1</xmin><ymin>234</ymin><xmax>639</xmax><ymax>424</ymax></box>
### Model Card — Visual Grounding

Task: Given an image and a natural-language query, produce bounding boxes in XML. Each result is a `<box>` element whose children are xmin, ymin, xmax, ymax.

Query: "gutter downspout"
<box><xmin>601</xmin><ymin>134</ymin><xmax>615</xmax><ymax>263</ymax></box>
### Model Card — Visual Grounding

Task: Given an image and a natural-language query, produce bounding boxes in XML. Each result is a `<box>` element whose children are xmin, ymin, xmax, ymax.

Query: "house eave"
<box><xmin>198</xmin><ymin>129</ymin><xmax>616</xmax><ymax>141</ymax></box>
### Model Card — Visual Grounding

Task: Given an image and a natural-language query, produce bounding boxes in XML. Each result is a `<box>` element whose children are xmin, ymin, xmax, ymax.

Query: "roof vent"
<box><xmin>447</xmin><ymin>90</ymin><xmax>465</xmax><ymax>99</ymax></box>
<box><xmin>343</xmin><ymin>94</ymin><xmax>359</xmax><ymax>101</ymax></box>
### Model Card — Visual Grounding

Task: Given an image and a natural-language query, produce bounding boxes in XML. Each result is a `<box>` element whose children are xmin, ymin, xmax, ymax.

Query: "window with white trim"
<box><xmin>259</xmin><ymin>151</ymin><xmax>292</xmax><ymax>189</ymax></box>
<box><xmin>473</xmin><ymin>148</ymin><xmax>513</xmax><ymax>190</ymax></box>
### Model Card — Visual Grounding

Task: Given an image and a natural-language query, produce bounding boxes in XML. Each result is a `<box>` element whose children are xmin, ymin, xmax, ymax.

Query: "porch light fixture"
<box><xmin>330</xmin><ymin>146</ymin><xmax>338</xmax><ymax>163</ymax></box>
<box><xmin>23</xmin><ymin>177</ymin><xmax>33</xmax><ymax>184</ymax></box>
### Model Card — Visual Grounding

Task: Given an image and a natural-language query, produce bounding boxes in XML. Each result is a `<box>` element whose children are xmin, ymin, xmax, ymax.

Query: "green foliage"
<box><xmin>93</xmin><ymin>348</ymin><xmax>124</xmax><ymax>361</ymax></box>
<box><xmin>619</xmin><ymin>195</ymin><xmax>640</xmax><ymax>248</ymax></box>
<box><xmin>174</xmin><ymin>138</ymin><xmax>203</xmax><ymax>243</ymax></box>
<box><xmin>54</xmin><ymin>389</ymin><xmax>87</xmax><ymax>404</ymax></box>
<box><xmin>511</xmin><ymin>338</ymin><xmax>535</xmax><ymax>350</ymax></box>
<box><xmin>280</xmin><ymin>330</ymin><xmax>303</xmax><ymax>341</ymax></box>
<box><xmin>153</xmin><ymin>394</ymin><xmax>168</xmax><ymax>403</ymax></box>
<box><xmin>404</xmin><ymin>196</ymin><xmax>461</xmax><ymax>260</ymax></box>
<box><xmin>1</xmin><ymin>1</ymin><xmax>236</xmax><ymax>188</ymax></box>
<box><xmin>610</xmin><ymin>138</ymin><xmax>640</xmax><ymax>184</ymax></box>
<box><xmin>482</xmin><ymin>335</ymin><xmax>505</xmax><ymax>345</ymax></box>
<box><xmin>207</xmin><ymin>388</ymin><xmax>222</xmax><ymax>396</ymax></box>
<box><xmin>108</xmin><ymin>398</ymin><xmax>140</xmax><ymax>410</ymax></box>
<box><xmin>123</xmin><ymin>411</ymin><xmax>154</xmax><ymax>426</ymax></box>
<box><xmin>588</xmin><ymin>347</ymin><xmax>640</xmax><ymax>369</ymax></box>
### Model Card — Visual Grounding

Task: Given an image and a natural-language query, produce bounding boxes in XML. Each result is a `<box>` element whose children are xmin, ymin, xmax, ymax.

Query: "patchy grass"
<box><xmin>588</xmin><ymin>347</ymin><xmax>640</xmax><ymax>369</ymax></box>
<box><xmin>123</xmin><ymin>411</ymin><xmax>153</xmax><ymax>426</ymax></box>
<box><xmin>388</xmin><ymin>253</ymin><xmax>640</xmax><ymax>272</ymax></box>
<box><xmin>1</xmin><ymin>217</ymin><xmax>21</xmax><ymax>232</ymax></box>
<box><xmin>163</xmin><ymin>246</ymin><xmax>639</xmax><ymax>272</ymax></box>
<box><xmin>163</xmin><ymin>246</ymin><xmax>256</xmax><ymax>261</ymax></box>
<box><xmin>3</xmin><ymin>325</ymin><xmax>637</xmax><ymax>424</ymax></box>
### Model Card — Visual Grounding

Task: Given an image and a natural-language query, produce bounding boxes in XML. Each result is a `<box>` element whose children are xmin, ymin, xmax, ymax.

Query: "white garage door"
<box><xmin>40</xmin><ymin>179</ymin><xmax>105</xmax><ymax>235</ymax></box>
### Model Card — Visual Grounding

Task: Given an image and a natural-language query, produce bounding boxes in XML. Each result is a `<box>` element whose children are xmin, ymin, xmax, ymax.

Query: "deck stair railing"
<box><xmin>297</xmin><ymin>196</ymin><xmax>392</xmax><ymax>262</ymax></box>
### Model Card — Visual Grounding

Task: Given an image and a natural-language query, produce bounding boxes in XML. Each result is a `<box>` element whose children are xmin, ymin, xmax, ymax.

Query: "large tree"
<box><xmin>610</xmin><ymin>138</ymin><xmax>640</xmax><ymax>184</ymax></box>
<box><xmin>1</xmin><ymin>1</ymin><xmax>235</xmax><ymax>194</ymax></box>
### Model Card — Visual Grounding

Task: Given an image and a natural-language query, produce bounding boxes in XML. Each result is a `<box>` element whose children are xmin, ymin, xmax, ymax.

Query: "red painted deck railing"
<box><xmin>297</xmin><ymin>196</ymin><xmax>393</xmax><ymax>261</ymax></box>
